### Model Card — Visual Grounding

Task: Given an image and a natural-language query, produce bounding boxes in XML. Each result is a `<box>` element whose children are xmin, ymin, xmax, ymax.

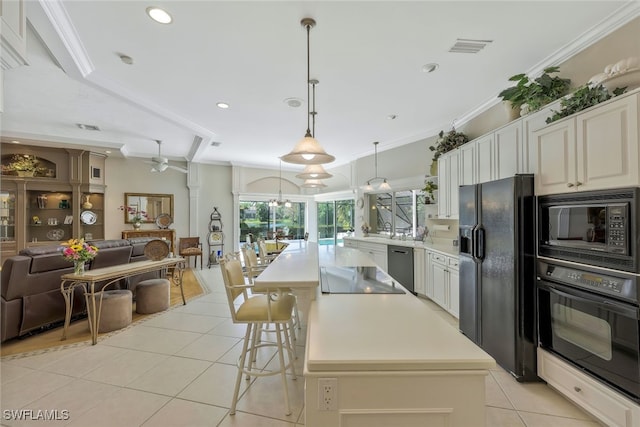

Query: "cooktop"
<box><xmin>320</xmin><ymin>266</ymin><xmax>405</xmax><ymax>294</ymax></box>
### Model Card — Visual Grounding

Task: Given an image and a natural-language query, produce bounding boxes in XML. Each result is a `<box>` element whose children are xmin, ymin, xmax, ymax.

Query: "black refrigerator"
<box><xmin>458</xmin><ymin>174</ymin><xmax>538</xmax><ymax>382</ymax></box>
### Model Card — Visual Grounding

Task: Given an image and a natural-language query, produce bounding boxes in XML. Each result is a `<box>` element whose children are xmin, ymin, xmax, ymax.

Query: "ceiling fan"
<box><xmin>145</xmin><ymin>140</ymin><xmax>188</xmax><ymax>173</ymax></box>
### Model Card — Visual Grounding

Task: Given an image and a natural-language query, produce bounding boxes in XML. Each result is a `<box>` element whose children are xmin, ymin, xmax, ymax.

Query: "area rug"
<box><xmin>0</xmin><ymin>268</ymin><xmax>206</xmax><ymax>359</ymax></box>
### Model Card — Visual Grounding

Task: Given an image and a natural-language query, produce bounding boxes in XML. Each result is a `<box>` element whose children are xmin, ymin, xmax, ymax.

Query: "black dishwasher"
<box><xmin>387</xmin><ymin>245</ymin><xmax>414</xmax><ymax>293</ymax></box>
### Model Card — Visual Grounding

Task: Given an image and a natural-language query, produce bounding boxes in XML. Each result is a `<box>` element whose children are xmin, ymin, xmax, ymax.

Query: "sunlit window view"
<box><xmin>368</xmin><ymin>190</ymin><xmax>426</xmax><ymax>238</ymax></box>
<box><xmin>317</xmin><ymin>200</ymin><xmax>354</xmax><ymax>246</ymax></box>
<box><xmin>239</xmin><ymin>201</ymin><xmax>305</xmax><ymax>244</ymax></box>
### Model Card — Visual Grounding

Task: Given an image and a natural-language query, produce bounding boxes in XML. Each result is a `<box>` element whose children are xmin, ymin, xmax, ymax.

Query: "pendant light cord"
<box><xmin>305</xmin><ymin>22</ymin><xmax>312</xmax><ymax>136</ymax></box>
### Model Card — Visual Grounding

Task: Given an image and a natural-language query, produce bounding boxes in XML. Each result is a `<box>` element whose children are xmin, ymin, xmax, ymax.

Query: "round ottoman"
<box><xmin>136</xmin><ymin>278</ymin><xmax>170</xmax><ymax>314</ymax></box>
<box><xmin>93</xmin><ymin>290</ymin><xmax>132</xmax><ymax>333</ymax></box>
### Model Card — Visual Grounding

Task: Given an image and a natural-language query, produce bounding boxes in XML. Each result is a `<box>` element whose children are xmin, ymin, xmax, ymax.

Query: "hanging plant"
<box><xmin>423</xmin><ymin>180</ymin><xmax>438</xmax><ymax>204</ymax></box>
<box><xmin>429</xmin><ymin>129</ymin><xmax>469</xmax><ymax>162</ymax></box>
<box><xmin>545</xmin><ymin>84</ymin><xmax>627</xmax><ymax>124</ymax></box>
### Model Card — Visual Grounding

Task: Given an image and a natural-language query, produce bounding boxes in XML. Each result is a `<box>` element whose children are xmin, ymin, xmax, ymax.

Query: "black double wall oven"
<box><xmin>537</xmin><ymin>187</ymin><xmax>640</xmax><ymax>403</ymax></box>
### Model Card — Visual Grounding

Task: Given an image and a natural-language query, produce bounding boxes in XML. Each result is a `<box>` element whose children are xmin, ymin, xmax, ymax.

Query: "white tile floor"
<box><xmin>0</xmin><ymin>266</ymin><xmax>603</xmax><ymax>427</ymax></box>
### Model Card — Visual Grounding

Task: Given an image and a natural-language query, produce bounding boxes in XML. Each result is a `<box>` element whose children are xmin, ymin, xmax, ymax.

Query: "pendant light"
<box><xmin>269</xmin><ymin>161</ymin><xmax>292</xmax><ymax>207</ymax></box>
<box><xmin>281</xmin><ymin>18</ymin><xmax>335</xmax><ymax>165</ymax></box>
<box><xmin>301</xmin><ymin>179</ymin><xmax>327</xmax><ymax>188</ymax></box>
<box><xmin>295</xmin><ymin>80</ymin><xmax>333</xmax><ymax>180</ymax></box>
<box><xmin>365</xmin><ymin>141</ymin><xmax>391</xmax><ymax>191</ymax></box>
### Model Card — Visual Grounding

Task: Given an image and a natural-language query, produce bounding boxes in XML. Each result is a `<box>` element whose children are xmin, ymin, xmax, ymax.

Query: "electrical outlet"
<box><xmin>317</xmin><ymin>378</ymin><xmax>338</xmax><ymax>411</ymax></box>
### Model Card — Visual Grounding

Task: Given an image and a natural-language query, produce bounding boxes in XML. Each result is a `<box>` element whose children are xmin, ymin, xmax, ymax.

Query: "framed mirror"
<box><xmin>124</xmin><ymin>193</ymin><xmax>174</xmax><ymax>223</ymax></box>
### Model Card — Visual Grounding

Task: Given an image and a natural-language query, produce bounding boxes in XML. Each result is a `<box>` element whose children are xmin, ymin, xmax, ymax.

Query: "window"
<box><xmin>368</xmin><ymin>190</ymin><xmax>425</xmax><ymax>238</ymax></box>
<box><xmin>239</xmin><ymin>201</ymin><xmax>305</xmax><ymax>243</ymax></box>
<box><xmin>317</xmin><ymin>200</ymin><xmax>354</xmax><ymax>246</ymax></box>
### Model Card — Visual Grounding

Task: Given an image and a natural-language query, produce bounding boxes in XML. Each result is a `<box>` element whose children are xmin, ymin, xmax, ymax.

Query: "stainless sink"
<box><xmin>320</xmin><ymin>266</ymin><xmax>405</xmax><ymax>294</ymax></box>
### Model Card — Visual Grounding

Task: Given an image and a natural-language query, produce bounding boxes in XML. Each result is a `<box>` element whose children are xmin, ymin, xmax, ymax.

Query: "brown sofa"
<box><xmin>1</xmin><ymin>237</ymin><xmax>167</xmax><ymax>342</ymax></box>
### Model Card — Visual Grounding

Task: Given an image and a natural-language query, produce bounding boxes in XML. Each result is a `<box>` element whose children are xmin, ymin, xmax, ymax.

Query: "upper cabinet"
<box><xmin>0</xmin><ymin>0</ymin><xmax>27</xmax><ymax>70</ymax></box>
<box><xmin>438</xmin><ymin>150</ymin><xmax>459</xmax><ymax>219</ymax></box>
<box><xmin>534</xmin><ymin>92</ymin><xmax>639</xmax><ymax>195</ymax></box>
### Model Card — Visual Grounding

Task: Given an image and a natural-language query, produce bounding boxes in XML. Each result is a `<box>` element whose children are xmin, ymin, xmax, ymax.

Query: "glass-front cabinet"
<box><xmin>0</xmin><ymin>191</ymin><xmax>17</xmax><ymax>253</ymax></box>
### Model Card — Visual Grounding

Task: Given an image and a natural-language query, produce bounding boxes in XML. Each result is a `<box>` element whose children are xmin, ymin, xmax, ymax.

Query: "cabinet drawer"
<box><xmin>343</xmin><ymin>239</ymin><xmax>358</xmax><ymax>248</ymax></box>
<box><xmin>359</xmin><ymin>242</ymin><xmax>385</xmax><ymax>253</ymax></box>
<box><xmin>430</xmin><ymin>252</ymin><xmax>447</xmax><ymax>265</ymax></box>
<box><xmin>447</xmin><ymin>257</ymin><xmax>459</xmax><ymax>269</ymax></box>
<box><xmin>538</xmin><ymin>348</ymin><xmax>639</xmax><ymax>427</ymax></box>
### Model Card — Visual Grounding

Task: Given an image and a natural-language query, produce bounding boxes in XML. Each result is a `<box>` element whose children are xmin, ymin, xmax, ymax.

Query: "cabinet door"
<box><xmin>448</xmin><ymin>266</ymin><xmax>460</xmax><ymax>318</ymax></box>
<box><xmin>534</xmin><ymin>118</ymin><xmax>577</xmax><ymax>195</ymax></box>
<box><xmin>475</xmin><ymin>134</ymin><xmax>494</xmax><ymax>184</ymax></box>
<box><xmin>459</xmin><ymin>143</ymin><xmax>476</xmax><ymax>186</ymax></box>
<box><xmin>494</xmin><ymin>121</ymin><xmax>522</xmax><ymax>180</ymax></box>
<box><xmin>425</xmin><ymin>250</ymin><xmax>433</xmax><ymax>298</ymax></box>
<box><xmin>523</xmin><ymin>101</ymin><xmax>560</xmax><ymax>174</ymax></box>
<box><xmin>431</xmin><ymin>259</ymin><xmax>448</xmax><ymax>309</ymax></box>
<box><xmin>343</xmin><ymin>238</ymin><xmax>358</xmax><ymax>249</ymax></box>
<box><xmin>448</xmin><ymin>151</ymin><xmax>460</xmax><ymax>219</ymax></box>
<box><xmin>413</xmin><ymin>249</ymin><xmax>426</xmax><ymax>296</ymax></box>
<box><xmin>437</xmin><ymin>156</ymin><xmax>449</xmax><ymax>219</ymax></box>
<box><xmin>576</xmin><ymin>94</ymin><xmax>639</xmax><ymax>191</ymax></box>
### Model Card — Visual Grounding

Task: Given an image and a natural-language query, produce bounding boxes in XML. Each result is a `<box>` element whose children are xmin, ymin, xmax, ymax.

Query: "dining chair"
<box><xmin>257</xmin><ymin>239</ymin><xmax>278</xmax><ymax>264</ymax></box>
<box><xmin>220</xmin><ymin>256</ymin><xmax>297</xmax><ymax>416</ymax></box>
<box><xmin>241</xmin><ymin>243</ymin><xmax>268</xmax><ymax>284</ymax></box>
<box><xmin>178</xmin><ymin>237</ymin><xmax>203</xmax><ymax>269</ymax></box>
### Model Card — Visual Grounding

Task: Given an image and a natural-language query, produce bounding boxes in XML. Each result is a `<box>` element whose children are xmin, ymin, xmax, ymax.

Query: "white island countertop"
<box><xmin>307</xmin><ymin>245</ymin><xmax>494</xmax><ymax>372</ymax></box>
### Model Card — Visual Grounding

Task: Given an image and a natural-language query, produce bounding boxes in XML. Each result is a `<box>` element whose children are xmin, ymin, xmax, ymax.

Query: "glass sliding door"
<box><xmin>239</xmin><ymin>200</ymin><xmax>306</xmax><ymax>245</ymax></box>
<box><xmin>317</xmin><ymin>200</ymin><xmax>354</xmax><ymax>246</ymax></box>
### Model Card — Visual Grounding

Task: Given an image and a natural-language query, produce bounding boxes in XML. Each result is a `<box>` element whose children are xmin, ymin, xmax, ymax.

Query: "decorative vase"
<box><xmin>16</xmin><ymin>170</ymin><xmax>35</xmax><ymax>178</ymax></box>
<box><xmin>132</xmin><ymin>221</ymin><xmax>142</xmax><ymax>230</ymax></box>
<box><xmin>82</xmin><ymin>195</ymin><xmax>93</xmax><ymax>209</ymax></box>
<box><xmin>503</xmin><ymin>101</ymin><xmax>520</xmax><ymax>121</ymax></box>
<box><xmin>430</xmin><ymin>161</ymin><xmax>438</xmax><ymax>177</ymax></box>
<box><xmin>73</xmin><ymin>261</ymin><xmax>85</xmax><ymax>275</ymax></box>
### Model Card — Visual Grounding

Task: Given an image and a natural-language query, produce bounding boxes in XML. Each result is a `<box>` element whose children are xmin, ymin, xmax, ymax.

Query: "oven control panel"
<box><xmin>607</xmin><ymin>205</ymin><xmax>627</xmax><ymax>250</ymax></box>
<box><xmin>540</xmin><ymin>262</ymin><xmax>637</xmax><ymax>303</ymax></box>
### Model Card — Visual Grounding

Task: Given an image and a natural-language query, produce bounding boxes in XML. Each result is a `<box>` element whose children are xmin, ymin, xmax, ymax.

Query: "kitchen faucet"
<box><xmin>383</xmin><ymin>221</ymin><xmax>394</xmax><ymax>238</ymax></box>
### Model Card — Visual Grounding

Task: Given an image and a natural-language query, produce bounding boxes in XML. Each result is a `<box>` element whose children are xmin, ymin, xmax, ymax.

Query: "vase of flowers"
<box><xmin>61</xmin><ymin>238</ymin><xmax>99</xmax><ymax>275</ymax></box>
<box><xmin>361</xmin><ymin>222</ymin><xmax>371</xmax><ymax>237</ymax></box>
<box><xmin>119</xmin><ymin>205</ymin><xmax>148</xmax><ymax>229</ymax></box>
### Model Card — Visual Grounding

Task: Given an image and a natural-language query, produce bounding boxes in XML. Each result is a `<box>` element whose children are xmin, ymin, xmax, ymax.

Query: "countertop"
<box><xmin>343</xmin><ymin>235</ymin><xmax>459</xmax><ymax>257</ymax></box>
<box><xmin>306</xmin><ymin>246</ymin><xmax>494</xmax><ymax>373</ymax></box>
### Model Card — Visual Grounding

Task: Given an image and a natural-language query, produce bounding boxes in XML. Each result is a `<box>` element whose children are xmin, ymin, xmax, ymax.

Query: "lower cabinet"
<box><xmin>413</xmin><ymin>248</ymin><xmax>426</xmax><ymax>296</ymax></box>
<box><xmin>538</xmin><ymin>348</ymin><xmax>640</xmax><ymax>427</ymax></box>
<box><xmin>427</xmin><ymin>249</ymin><xmax>459</xmax><ymax>318</ymax></box>
<box><xmin>358</xmin><ymin>241</ymin><xmax>388</xmax><ymax>272</ymax></box>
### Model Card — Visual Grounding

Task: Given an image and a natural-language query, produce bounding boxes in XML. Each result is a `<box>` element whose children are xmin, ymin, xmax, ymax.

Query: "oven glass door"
<box><xmin>538</xmin><ymin>281</ymin><xmax>640</xmax><ymax>401</ymax></box>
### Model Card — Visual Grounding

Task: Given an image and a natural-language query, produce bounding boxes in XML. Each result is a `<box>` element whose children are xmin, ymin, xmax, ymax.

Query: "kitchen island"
<box><xmin>257</xmin><ymin>243</ymin><xmax>494</xmax><ymax>427</ymax></box>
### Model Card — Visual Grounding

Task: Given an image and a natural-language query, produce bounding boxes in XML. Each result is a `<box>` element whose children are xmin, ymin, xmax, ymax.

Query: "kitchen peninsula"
<box><xmin>259</xmin><ymin>242</ymin><xmax>495</xmax><ymax>427</ymax></box>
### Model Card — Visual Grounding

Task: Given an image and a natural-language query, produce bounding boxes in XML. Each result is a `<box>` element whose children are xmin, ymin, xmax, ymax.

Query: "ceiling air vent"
<box><xmin>76</xmin><ymin>123</ymin><xmax>100</xmax><ymax>131</ymax></box>
<box><xmin>449</xmin><ymin>38</ymin><xmax>493</xmax><ymax>54</ymax></box>
<box><xmin>210</xmin><ymin>141</ymin><xmax>222</xmax><ymax>147</ymax></box>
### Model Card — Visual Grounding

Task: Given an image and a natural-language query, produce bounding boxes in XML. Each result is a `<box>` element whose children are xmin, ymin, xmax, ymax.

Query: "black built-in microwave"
<box><xmin>538</xmin><ymin>187</ymin><xmax>640</xmax><ymax>273</ymax></box>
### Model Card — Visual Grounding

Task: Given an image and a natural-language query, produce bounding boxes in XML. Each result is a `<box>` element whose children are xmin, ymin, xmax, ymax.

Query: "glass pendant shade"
<box><xmin>296</xmin><ymin>164</ymin><xmax>332</xmax><ymax>179</ymax></box>
<box><xmin>281</xmin><ymin>134</ymin><xmax>335</xmax><ymax>165</ymax></box>
<box><xmin>301</xmin><ymin>179</ymin><xmax>327</xmax><ymax>188</ymax></box>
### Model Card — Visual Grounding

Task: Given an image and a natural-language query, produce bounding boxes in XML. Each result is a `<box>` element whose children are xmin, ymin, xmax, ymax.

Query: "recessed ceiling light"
<box><xmin>387</xmin><ymin>114</ymin><xmax>397</xmax><ymax>120</ymax></box>
<box><xmin>11</xmin><ymin>140</ymin><xmax>20</xmax><ymax>144</ymax></box>
<box><xmin>146</xmin><ymin>7</ymin><xmax>172</xmax><ymax>24</ymax></box>
<box><xmin>105</xmin><ymin>150</ymin><xmax>111</xmax><ymax>154</ymax></box>
<box><xmin>76</xmin><ymin>123</ymin><xmax>100</xmax><ymax>131</ymax></box>
<box><xmin>421</xmin><ymin>63</ymin><xmax>439</xmax><ymax>73</ymax></box>
<box><xmin>119</xmin><ymin>54</ymin><xmax>134</xmax><ymax>65</ymax></box>
<box><xmin>216</xmin><ymin>102</ymin><xmax>230</xmax><ymax>109</ymax></box>
<box><xmin>284</xmin><ymin>97</ymin><xmax>303</xmax><ymax>108</ymax></box>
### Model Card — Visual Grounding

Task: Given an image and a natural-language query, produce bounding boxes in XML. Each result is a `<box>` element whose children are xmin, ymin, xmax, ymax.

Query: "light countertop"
<box><xmin>306</xmin><ymin>246</ymin><xmax>494</xmax><ymax>373</ymax></box>
<box><xmin>343</xmin><ymin>235</ymin><xmax>460</xmax><ymax>257</ymax></box>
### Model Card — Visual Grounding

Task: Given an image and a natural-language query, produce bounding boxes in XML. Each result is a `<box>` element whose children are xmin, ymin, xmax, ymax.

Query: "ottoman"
<box><xmin>136</xmin><ymin>278</ymin><xmax>170</xmax><ymax>314</ymax></box>
<box><xmin>92</xmin><ymin>290</ymin><xmax>133</xmax><ymax>333</ymax></box>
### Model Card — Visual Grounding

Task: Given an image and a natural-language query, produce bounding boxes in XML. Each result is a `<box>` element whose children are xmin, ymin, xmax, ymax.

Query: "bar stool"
<box><xmin>220</xmin><ymin>256</ymin><xmax>297</xmax><ymax>416</ymax></box>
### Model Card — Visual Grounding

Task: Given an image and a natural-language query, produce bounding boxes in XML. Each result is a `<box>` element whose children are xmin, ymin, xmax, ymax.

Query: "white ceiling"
<box><xmin>2</xmin><ymin>0</ymin><xmax>636</xmax><ymax>171</ymax></box>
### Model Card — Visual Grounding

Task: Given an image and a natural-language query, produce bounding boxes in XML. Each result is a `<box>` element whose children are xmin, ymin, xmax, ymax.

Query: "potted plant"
<box><xmin>423</xmin><ymin>180</ymin><xmax>438</xmax><ymax>204</ymax></box>
<box><xmin>428</xmin><ymin>129</ymin><xmax>469</xmax><ymax>175</ymax></box>
<box><xmin>499</xmin><ymin>66</ymin><xmax>571</xmax><ymax>117</ymax></box>
<box><xmin>6</xmin><ymin>154</ymin><xmax>45</xmax><ymax>177</ymax></box>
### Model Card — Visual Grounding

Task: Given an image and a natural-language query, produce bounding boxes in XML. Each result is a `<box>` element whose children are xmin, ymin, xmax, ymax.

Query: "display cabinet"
<box><xmin>79</xmin><ymin>193</ymin><xmax>104</xmax><ymax>240</ymax></box>
<box><xmin>27</xmin><ymin>191</ymin><xmax>73</xmax><ymax>244</ymax></box>
<box><xmin>0</xmin><ymin>190</ymin><xmax>16</xmax><ymax>256</ymax></box>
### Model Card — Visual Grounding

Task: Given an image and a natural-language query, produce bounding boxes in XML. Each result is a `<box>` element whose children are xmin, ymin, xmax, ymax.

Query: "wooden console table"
<box><xmin>60</xmin><ymin>257</ymin><xmax>185</xmax><ymax>345</ymax></box>
<box><xmin>122</xmin><ymin>229</ymin><xmax>175</xmax><ymax>252</ymax></box>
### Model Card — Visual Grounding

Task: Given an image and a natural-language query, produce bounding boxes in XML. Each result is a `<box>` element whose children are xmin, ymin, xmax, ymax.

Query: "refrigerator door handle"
<box><xmin>474</xmin><ymin>226</ymin><xmax>485</xmax><ymax>260</ymax></box>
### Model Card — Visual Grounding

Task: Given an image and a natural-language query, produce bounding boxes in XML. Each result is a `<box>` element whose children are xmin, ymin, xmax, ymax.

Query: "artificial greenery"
<box><xmin>545</xmin><ymin>84</ymin><xmax>627</xmax><ymax>124</ymax></box>
<box><xmin>499</xmin><ymin>66</ymin><xmax>571</xmax><ymax>114</ymax></box>
<box><xmin>429</xmin><ymin>129</ymin><xmax>469</xmax><ymax>161</ymax></box>
<box><xmin>6</xmin><ymin>154</ymin><xmax>45</xmax><ymax>173</ymax></box>
<box><xmin>423</xmin><ymin>180</ymin><xmax>438</xmax><ymax>203</ymax></box>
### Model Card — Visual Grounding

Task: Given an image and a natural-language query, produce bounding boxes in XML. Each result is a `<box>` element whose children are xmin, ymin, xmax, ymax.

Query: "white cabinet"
<box><xmin>343</xmin><ymin>238</ymin><xmax>359</xmax><ymax>249</ymax></box>
<box><xmin>538</xmin><ymin>348</ymin><xmax>640</xmax><ymax>427</ymax></box>
<box><xmin>358</xmin><ymin>241</ymin><xmax>388</xmax><ymax>272</ymax></box>
<box><xmin>522</xmin><ymin>100</ymin><xmax>560</xmax><ymax>174</ymax></box>
<box><xmin>413</xmin><ymin>248</ymin><xmax>426</xmax><ymax>296</ymax></box>
<box><xmin>494</xmin><ymin>120</ymin><xmax>522</xmax><ymax>180</ymax></box>
<box><xmin>475</xmin><ymin>134</ymin><xmax>494</xmax><ymax>183</ymax></box>
<box><xmin>459</xmin><ymin>143</ymin><xmax>476</xmax><ymax>186</ymax></box>
<box><xmin>437</xmin><ymin>150</ymin><xmax>459</xmax><ymax>219</ymax></box>
<box><xmin>534</xmin><ymin>93</ymin><xmax>639</xmax><ymax>196</ymax></box>
<box><xmin>427</xmin><ymin>250</ymin><xmax>459</xmax><ymax>318</ymax></box>
<box><xmin>424</xmin><ymin>249</ymin><xmax>434</xmax><ymax>299</ymax></box>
